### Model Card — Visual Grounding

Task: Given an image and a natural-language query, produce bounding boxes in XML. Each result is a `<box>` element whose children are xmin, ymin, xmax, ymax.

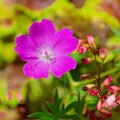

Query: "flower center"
<box><xmin>40</xmin><ymin>48</ymin><xmax>56</xmax><ymax>64</ymax></box>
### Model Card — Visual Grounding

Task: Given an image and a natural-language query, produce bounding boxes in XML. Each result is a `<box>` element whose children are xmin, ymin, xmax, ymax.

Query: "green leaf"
<box><xmin>54</xmin><ymin>90</ymin><xmax>59</xmax><ymax>105</ymax></box>
<box><xmin>28</xmin><ymin>90</ymin><xmax>76</xmax><ymax>120</ymax></box>
<box><xmin>72</xmin><ymin>93</ymin><xmax>86</xmax><ymax>120</ymax></box>
<box><xmin>28</xmin><ymin>112</ymin><xmax>42</xmax><ymax>118</ymax></box>
<box><xmin>63</xmin><ymin>102</ymin><xmax>75</xmax><ymax>113</ymax></box>
<box><xmin>104</xmin><ymin>53</ymin><xmax>115</xmax><ymax>63</ymax></box>
<box><xmin>46</xmin><ymin>102</ymin><xmax>54</xmax><ymax>113</ymax></box>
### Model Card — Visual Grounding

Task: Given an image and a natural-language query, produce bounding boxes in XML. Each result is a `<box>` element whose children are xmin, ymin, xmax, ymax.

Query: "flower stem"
<box><xmin>94</xmin><ymin>54</ymin><xmax>102</xmax><ymax>89</ymax></box>
<box><xmin>66</xmin><ymin>72</ymin><xmax>74</xmax><ymax>85</ymax></box>
<box><xmin>88</xmin><ymin>44</ymin><xmax>104</xmax><ymax>91</ymax></box>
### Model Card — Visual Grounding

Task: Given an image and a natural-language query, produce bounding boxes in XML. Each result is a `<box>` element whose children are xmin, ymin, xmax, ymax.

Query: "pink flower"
<box><xmin>89</xmin><ymin>89</ymin><xmax>99</xmax><ymax>96</ymax></box>
<box><xmin>104</xmin><ymin>94</ymin><xmax>116</xmax><ymax>107</ymax></box>
<box><xmin>15</xmin><ymin>19</ymin><xmax>78</xmax><ymax>79</ymax></box>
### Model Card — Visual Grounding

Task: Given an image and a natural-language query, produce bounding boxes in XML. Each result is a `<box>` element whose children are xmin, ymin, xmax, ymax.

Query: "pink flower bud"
<box><xmin>16</xmin><ymin>93</ymin><xmax>23</xmax><ymax>102</ymax></box>
<box><xmin>89</xmin><ymin>89</ymin><xmax>99</xmax><ymax>96</ymax></box>
<box><xmin>77</xmin><ymin>39</ymin><xmax>89</xmax><ymax>54</ymax></box>
<box><xmin>87</xmin><ymin>34</ymin><xmax>95</xmax><ymax>45</ymax></box>
<box><xmin>105</xmin><ymin>94</ymin><xmax>116</xmax><ymax>107</ymax></box>
<box><xmin>77</xmin><ymin>46</ymin><xmax>88</xmax><ymax>54</ymax></box>
<box><xmin>97</xmin><ymin>99</ymin><xmax>102</xmax><ymax>111</ymax></box>
<box><xmin>82</xmin><ymin>86</ymin><xmax>89</xmax><ymax>91</ymax></box>
<box><xmin>81</xmin><ymin>58</ymin><xmax>92</xmax><ymax>64</ymax></box>
<box><xmin>102</xmin><ymin>76</ymin><xmax>113</xmax><ymax>88</ymax></box>
<box><xmin>108</xmin><ymin>86</ymin><xmax>120</xmax><ymax>93</ymax></box>
<box><xmin>77</xmin><ymin>40</ymin><xmax>83</xmax><ymax>48</ymax></box>
<box><xmin>7</xmin><ymin>91</ymin><xmax>12</xmax><ymax>101</ymax></box>
<box><xmin>99</xmin><ymin>47</ymin><xmax>106</xmax><ymax>59</ymax></box>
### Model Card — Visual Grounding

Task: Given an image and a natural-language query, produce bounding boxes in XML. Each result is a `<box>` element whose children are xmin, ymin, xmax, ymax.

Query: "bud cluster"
<box><xmin>83</xmin><ymin>76</ymin><xmax>120</xmax><ymax>119</ymax></box>
<box><xmin>97</xmin><ymin>76</ymin><xmax>120</xmax><ymax>111</ymax></box>
<box><xmin>77</xmin><ymin>34</ymin><xmax>106</xmax><ymax>65</ymax></box>
<box><xmin>77</xmin><ymin>39</ymin><xmax>89</xmax><ymax>54</ymax></box>
<box><xmin>78</xmin><ymin>34</ymin><xmax>120</xmax><ymax>119</ymax></box>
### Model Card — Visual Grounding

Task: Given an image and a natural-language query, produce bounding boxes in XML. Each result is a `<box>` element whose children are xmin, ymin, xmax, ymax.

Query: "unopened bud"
<box><xmin>108</xmin><ymin>86</ymin><xmax>120</xmax><ymax>93</ymax></box>
<box><xmin>97</xmin><ymin>99</ymin><xmax>102</xmax><ymax>111</ymax></box>
<box><xmin>77</xmin><ymin>40</ymin><xmax>83</xmax><ymax>48</ymax></box>
<box><xmin>101</xmin><ymin>76</ymin><xmax>113</xmax><ymax>88</ymax></box>
<box><xmin>81</xmin><ymin>58</ymin><xmax>92</xmax><ymax>64</ymax></box>
<box><xmin>87</xmin><ymin>34</ymin><xmax>96</xmax><ymax>48</ymax></box>
<box><xmin>77</xmin><ymin>46</ymin><xmax>88</xmax><ymax>54</ymax></box>
<box><xmin>87</xmin><ymin>34</ymin><xmax>95</xmax><ymax>45</ymax></box>
<box><xmin>7</xmin><ymin>91</ymin><xmax>12</xmax><ymax>101</ymax></box>
<box><xmin>16</xmin><ymin>93</ymin><xmax>23</xmax><ymax>102</ymax></box>
<box><xmin>99</xmin><ymin>47</ymin><xmax>106</xmax><ymax>59</ymax></box>
<box><xmin>89</xmin><ymin>89</ymin><xmax>99</xmax><ymax>96</ymax></box>
<box><xmin>82</xmin><ymin>86</ymin><xmax>89</xmax><ymax>91</ymax></box>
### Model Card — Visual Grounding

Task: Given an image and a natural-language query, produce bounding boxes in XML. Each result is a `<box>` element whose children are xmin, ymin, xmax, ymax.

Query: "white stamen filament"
<box><xmin>40</xmin><ymin>48</ymin><xmax>56</xmax><ymax>64</ymax></box>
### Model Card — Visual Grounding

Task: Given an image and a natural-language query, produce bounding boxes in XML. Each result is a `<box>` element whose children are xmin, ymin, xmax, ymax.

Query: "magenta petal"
<box><xmin>52</xmin><ymin>28</ymin><xmax>78</xmax><ymax>55</ymax></box>
<box><xmin>23</xmin><ymin>60</ymin><xmax>49</xmax><ymax>79</ymax></box>
<box><xmin>29</xmin><ymin>19</ymin><xmax>55</xmax><ymax>46</ymax></box>
<box><xmin>50</xmin><ymin>56</ymin><xmax>76</xmax><ymax>78</ymax></box>
<box><xmin>15</xmin><ymin>35</ymin><xmax>39</xmax><ymax>61</ymax></box>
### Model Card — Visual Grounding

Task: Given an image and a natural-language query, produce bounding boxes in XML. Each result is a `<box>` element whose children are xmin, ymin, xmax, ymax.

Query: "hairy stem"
<box><xmin>88</xmin><ymin>44</ymin><xmax>104</xmax><ymax>91</ymax></box>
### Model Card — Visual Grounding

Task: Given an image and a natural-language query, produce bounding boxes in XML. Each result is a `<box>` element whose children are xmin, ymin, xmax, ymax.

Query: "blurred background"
<box><xmin>0</xmin><ymin>0</ymin><xmax>120</xmax><ymax>119</ymax></box>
